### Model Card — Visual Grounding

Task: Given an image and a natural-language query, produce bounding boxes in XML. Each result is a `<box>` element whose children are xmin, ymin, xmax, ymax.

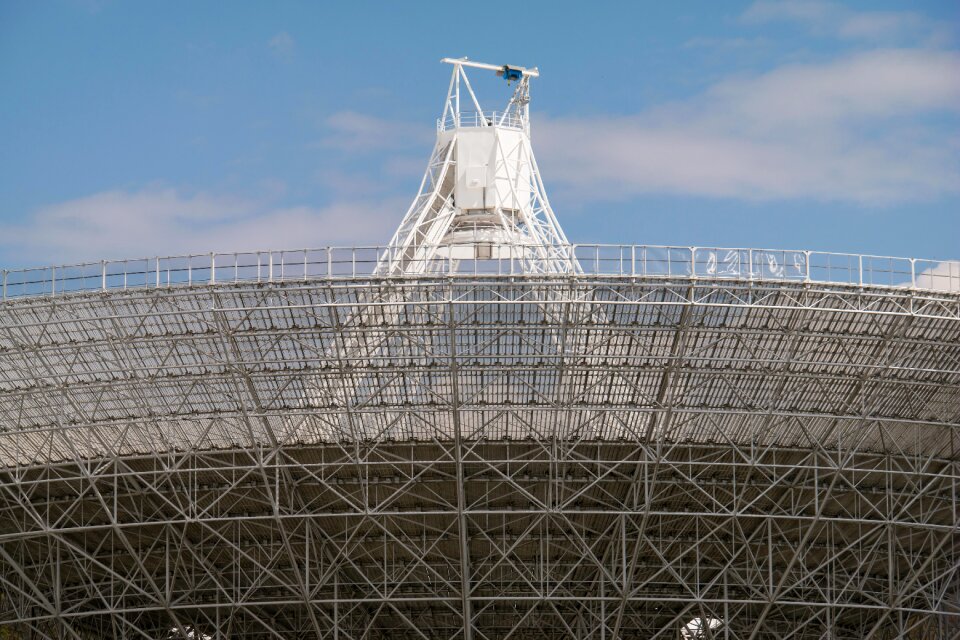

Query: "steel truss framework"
<box><xmin>1</xmin><ymin>276</ymin><xmax>958</xmax><ymax>639</ymax></box>
<box><xmin>375</xmin><ymin>59</ymin><xmax>577</xmax><ymax>277</ymax></box>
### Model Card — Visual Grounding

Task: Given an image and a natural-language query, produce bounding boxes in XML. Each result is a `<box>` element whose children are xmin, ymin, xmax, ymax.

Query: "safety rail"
<box><xmin>2</xmin><ymin>245</ymin><xmax>958</xmax><ymax>300</ymax></box>
<box><xmin>437</xmin><ymin>111</ymin><xmax>525</xmax><ymax>132</ymax></box>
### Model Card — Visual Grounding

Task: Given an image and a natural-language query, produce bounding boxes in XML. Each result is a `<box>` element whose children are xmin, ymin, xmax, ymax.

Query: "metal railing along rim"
<box><xmin>2</xmin><ymin>244</ymin><xmax>958</xmax><ymax>300</ymax></box>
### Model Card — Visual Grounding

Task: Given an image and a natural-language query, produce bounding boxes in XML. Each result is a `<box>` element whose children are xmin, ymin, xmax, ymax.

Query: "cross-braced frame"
<box><xmin>375</xmin><ymin>59</ymin><xmax>578</xmax><ymax>277</ymax></box>
<box><xmin>1</xmin><ymin>275</ymin><xmax>958</xmax><ymax>639</ymax></box>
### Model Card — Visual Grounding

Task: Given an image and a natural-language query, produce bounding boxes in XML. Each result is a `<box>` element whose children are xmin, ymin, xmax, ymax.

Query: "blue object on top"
<box><xmin>500</xmin><ymin>66</ymin><xmax>523</xmax><ymax>83</ymax></box>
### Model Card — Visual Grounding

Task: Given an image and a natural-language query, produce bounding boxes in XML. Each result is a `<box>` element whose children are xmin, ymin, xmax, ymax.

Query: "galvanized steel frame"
<box><xmin>0</xmin><ymin>276</ymin><xmax>958</xmax><ymax>639</ymax></box>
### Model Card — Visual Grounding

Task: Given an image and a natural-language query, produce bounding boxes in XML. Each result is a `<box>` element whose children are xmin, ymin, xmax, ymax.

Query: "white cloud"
<box><xmin>535</xmin><ymin>49</ymin><xmax>960</xmax><ymax>204</ymax></box>
<box><xmin>268</xmin><ymin>32</ymin><xmax>295</xmax><ymax>61</ymax></box>
<box><xmin>742</xmin><ymin>0</ymin><xmax>832</xmax><ymax>26</ymax></box>
<box><xmin>683</xmin><ymin>36</ymin><xmax>769</xmax><ymax>50</ymax></box>
<box><xmin>741</xmin><ymin>1</ymin><xmax>950</xmax><ymax>44</ymax></box>
<box><xmin>915</xmin><ymin>261</ymin><xmax>960</xmax><ymax>292</ymax></box>
<box><xmin>705</xmin><ymin>49</ymin><xmax>960</xmax><ymax>127</ymax></box>
<box><xmin>0</xmin><ymin>188</ymin><xmax>404</xmax><ymax>265</ymax></box>
<box><xmin>319</xmin><ymin>111</ymin><xmax>432</xmax><ymax>153</ymax></box>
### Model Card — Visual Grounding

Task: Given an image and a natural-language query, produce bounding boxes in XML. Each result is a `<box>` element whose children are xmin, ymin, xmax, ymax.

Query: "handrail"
<box><xmin>437</xmin><ymin>110</ymin><xmax>525</xmax><ymax>132</ymax></box>
<box><xmin>1</xmin><ymin>244</ymin><xmax>958</xmax><ymax>301</ymax></box>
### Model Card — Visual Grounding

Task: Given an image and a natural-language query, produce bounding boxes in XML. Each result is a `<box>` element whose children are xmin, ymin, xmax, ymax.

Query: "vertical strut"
<box><xmin>448</xmin><ymin>300</ymin><xmax>474</xmax><ymax>640</ymax></box>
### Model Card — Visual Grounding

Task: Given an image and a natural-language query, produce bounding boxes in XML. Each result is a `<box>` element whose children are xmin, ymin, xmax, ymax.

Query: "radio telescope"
<box><xmin>0</xmin><ymin>58</ymin><xmax>958</xmax><ymax>640</ymax></box>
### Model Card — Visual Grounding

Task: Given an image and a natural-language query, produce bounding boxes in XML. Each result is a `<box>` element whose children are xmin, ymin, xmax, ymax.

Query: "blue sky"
<box><xmin>1</xmin><ymin>0</ymin><xmax>958</xmax><ymax>267</ymax></box>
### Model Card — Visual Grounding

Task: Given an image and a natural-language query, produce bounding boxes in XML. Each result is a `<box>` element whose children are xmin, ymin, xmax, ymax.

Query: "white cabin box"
<box><xmin>444</xmin><ymin>126</ymin><xmax>531</xmax><ymax>213</ymax></box>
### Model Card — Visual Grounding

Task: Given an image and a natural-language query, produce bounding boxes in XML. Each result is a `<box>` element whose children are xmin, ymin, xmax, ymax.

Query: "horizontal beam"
<box><xmin>441</xmin><ymin>57</ymin><xmax>540</xmax><ymax>78</ymax></box>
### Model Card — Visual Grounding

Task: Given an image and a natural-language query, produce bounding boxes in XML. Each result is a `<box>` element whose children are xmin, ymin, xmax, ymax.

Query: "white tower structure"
<box><xmin>376</xmin><ymin>58</ymin><xmax>579</xmax><ymax>276</ymax></box>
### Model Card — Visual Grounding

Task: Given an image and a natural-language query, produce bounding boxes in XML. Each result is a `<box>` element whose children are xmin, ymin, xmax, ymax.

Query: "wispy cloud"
<box><xmin>536</xmin><ymin>48</ymin><xmax>960</xmax><ymax>205</ymax></box>
<box><xmin>268</xmin><ymin>31</ymin><xmax>295</xmax><ymax>61</ymax></box>
<box><xmin>318</xmin><ymin>111</ymin><xmax>432</xmax><ymax>153</ymax></box>
<box><xmin>683</xmin><ymin>36</ymin><xmax>769</xmax><ymax>50</ymax></box>
<box><xmin>0</xmin><ymin>188</ymin><xmax>402</xmax><ymax>265</ymax></box>
<box><xmin>741</xmin><ymin>1</ymin><xmax>951</xmax><ymax>44</ymax></box>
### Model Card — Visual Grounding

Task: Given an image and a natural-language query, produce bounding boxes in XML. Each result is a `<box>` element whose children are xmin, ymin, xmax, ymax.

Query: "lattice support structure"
<box><xmin>375</xmin><ymin>59</ymin><xmax>578</xmax><ymax>277</ymax></box>
<box><xmin>1</xmin><ymin>276</ymin><xmax>958</xmax><ymax>639</ymax></box>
